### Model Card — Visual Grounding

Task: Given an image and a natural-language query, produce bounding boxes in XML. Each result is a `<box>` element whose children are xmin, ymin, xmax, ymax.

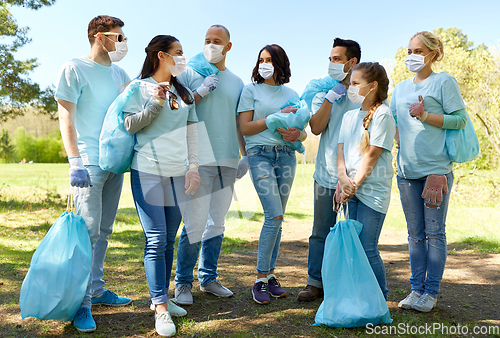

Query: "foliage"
<box><xmin>390</xmin><ymin>27</ymin><xmax>500</xmax><ymax>169</ymax></box>
<box><xmin>14</xmin><ymin>126</ymin><xmax>66</xmax><ymax>163</ymax></box>
<box><xmin>0</xmin><ymin>129</ymin><xmax>15</xmax><ymax>162</ymax></box>
<box><xmin>0</xmin><ymin>0</ymin><xmax>56</xmax><ymax>122</ymax></box>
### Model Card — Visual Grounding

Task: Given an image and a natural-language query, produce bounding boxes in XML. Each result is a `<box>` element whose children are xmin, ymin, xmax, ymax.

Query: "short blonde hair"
<box><xmin>410</xmin><ymin>31</ymin><xmax>444</xmax><ymax>63</ymax></box>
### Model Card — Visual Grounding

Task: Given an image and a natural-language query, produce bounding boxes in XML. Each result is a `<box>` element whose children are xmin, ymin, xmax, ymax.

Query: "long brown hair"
<box><xmin>140</xmin><ymin>35</ymin><xmax>193</xmax><ymax>105</ymax></box>
<box><xmin>251</xmin><ymin>44</ymin><xmax>291</xmax><ymax>85</ymax></box>
<box><xmin>353</xmin><ymin>62</ymin><xmax>389</xmax><ymax>154</ymax></box>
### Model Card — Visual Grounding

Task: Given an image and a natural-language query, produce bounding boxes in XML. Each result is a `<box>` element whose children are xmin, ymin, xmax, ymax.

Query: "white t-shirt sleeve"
<box><xmin>369</xmin><ymin>106</ymin><xmax>396</xmax><ymax>151</ymax></box>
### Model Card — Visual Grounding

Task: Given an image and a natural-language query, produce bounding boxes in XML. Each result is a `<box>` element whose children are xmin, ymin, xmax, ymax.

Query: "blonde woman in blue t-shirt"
<box><xmin>337</xmin><ymin>62</ymin><xmax>395</xmax><ymax>301</ymax></box>
<box><xmin>390</xmin><ymin>31</ymin><xmax>467</xmax><ymax>313</ymax></box>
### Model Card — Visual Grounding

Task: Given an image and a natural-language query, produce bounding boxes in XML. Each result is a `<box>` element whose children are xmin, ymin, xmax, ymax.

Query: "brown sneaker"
<box><xmin>297</xmin><ymin>285</ymin><xmax>324</xmax><ymax>302</ymax></box>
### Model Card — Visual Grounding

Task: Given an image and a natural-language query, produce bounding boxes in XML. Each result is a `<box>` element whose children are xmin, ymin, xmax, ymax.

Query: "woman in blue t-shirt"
<box><xmin>390</xmin><ymin>31</ymin><xmax>467</xmax><ymax>313</ymax></box>
<box><xmin>123</xmin><ymin>35</ymin><xmax>201</xmax><ymax>337</ymax></box>
<box><xmin>337</xmin><ymin>62</ymin><xmax>395</xmax><ymax>301</ymax></box>
<box><xmin>238</xmin><ymin>44</ymin><xmax>307</xmax><ymax>305</ymax></box>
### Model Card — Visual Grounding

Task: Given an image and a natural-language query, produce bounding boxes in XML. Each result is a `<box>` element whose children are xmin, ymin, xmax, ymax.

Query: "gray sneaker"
<box><xmin>412</xmin><ymin>293</ymin><xmax>437</xmax><ymax>312</ymax></box>
<box><xmin>174</xmin><ymin>284</ymin><xmax>193</xmax><ymax>305</ymax></box>
<box><xmin>398</xmin><ymin>291</ymin><xmax>422</xmax><ymax>309</ymax></box>
<box><xmin>200</xmin><ymin>280</ymin><xmax>233</xmax><ymax>297</ymax></box>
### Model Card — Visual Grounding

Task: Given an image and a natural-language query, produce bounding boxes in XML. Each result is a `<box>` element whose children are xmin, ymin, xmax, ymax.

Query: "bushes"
<box><xmin>11</xmin><ymin>127</ymin><xmax>66</xmax><ymax>163</ymax></box>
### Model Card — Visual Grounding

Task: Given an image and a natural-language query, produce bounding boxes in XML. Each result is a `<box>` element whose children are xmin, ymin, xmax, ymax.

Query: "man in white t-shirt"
<box><xmin>174</xmin><ymin>25</ymin><xmax>246</xmax><ymax>305</ymax></box>
<box><xmin>55</xmin><ymin>15</ymin><xmax>131</xmax><ymax>333</ymax></box>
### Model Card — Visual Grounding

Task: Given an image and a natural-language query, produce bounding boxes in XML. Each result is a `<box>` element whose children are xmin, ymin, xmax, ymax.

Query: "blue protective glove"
<box><xmin>324</xmin><ymin>83</ymin><xmax>347</xmax><ymax>103</ymax></box>
<box><xmin>236</xmin><ymin>155</ymin><xmax>248</xmax><ymax>179</ymax></box>
<box><xmin>196</xmin><ymin>74</ymin><xmax>218</xmax><ymax>98</ymax></box>
<box><xmin>69</xmin><ymin>157</ymin><xmax>92</xmax><ymax>188</ymax></box>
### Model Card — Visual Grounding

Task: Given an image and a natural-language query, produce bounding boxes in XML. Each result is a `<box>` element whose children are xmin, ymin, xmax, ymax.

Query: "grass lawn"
<box><xmin>0</xmin><ymin>163</ymin><xmax>498</xmax><ymax>337</ymax></box>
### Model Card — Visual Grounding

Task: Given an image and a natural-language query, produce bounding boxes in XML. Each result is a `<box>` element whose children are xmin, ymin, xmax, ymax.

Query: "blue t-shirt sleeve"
<box><xmin>311</xmin><ymin>92</ymin><xmax>326</xmax><ymax>114</ymax></box>
<box><xmin>237</xmin><ymin>85</ymin><xmax>255</xmax><ymax>113</ymax></box>
<box><xmin>187</xmin><ymin>103</ymin><xmax>198</xmax><ymax>122</ymax></box>
<box><xmin>55</xmin><ymin>62</ymin><xmax>81</xmax><ymax>104</ymax></box>
<box><xmin>440</xmin><ymin>73</ymin><xmax>466</xmax><ymax>114</ymax></box>
<box><xmin>338</xmin><ymin>113</ymin><xmax>348</xmax><ymax>144</ymax></box>
<box><xmin>369</xmin><ymin>106</ymin><xmax>396</xmax><ymax>151</ymax></box>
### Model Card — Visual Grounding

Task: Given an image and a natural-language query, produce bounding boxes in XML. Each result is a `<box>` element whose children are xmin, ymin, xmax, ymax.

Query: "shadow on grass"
<box><xmin>0</xmin><ymin>197</ymin><xmax>66</xmax><ymax>212</ymax></box>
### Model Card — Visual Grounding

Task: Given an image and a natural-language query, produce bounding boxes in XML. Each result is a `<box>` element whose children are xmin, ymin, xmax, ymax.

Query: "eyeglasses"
<box><xmin>95</xmin><ymin>32</ymin><xmax>127</xmax><ymax>42</ymax></box>
<box><xmin>168</xmin><ymin>91</ymin><xmax>179</xmax><ymax>111</ymax></box>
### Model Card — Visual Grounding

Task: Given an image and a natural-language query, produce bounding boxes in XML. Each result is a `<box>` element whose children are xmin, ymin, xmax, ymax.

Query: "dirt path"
<box><xmin>4</xmin><ymin>226</ymin><xmax>499</xmax><ymax>337</ymax></box>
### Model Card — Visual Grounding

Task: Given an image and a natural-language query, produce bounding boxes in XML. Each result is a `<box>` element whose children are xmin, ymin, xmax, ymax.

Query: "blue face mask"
<box><xmin>328</xmin><ymin>60</ymin><xmax>350</xmax><ymax>80</ymax></box>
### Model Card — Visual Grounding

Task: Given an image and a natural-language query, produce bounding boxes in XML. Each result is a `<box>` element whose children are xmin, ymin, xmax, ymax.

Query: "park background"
<box><xmin>0</xmin><ymin>0</ymin><xmax>499</xmax><ymax>337</ymax></box>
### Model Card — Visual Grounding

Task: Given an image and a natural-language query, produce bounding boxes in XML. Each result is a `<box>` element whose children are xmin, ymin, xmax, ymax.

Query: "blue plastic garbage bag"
<box><xmin>19</xmin><ymin>210</ymin><xmax>91</xmax><ymax>321</ymax></box>
<box><xmin>300</xmin><ymin>75</ymin><xmax>340</xmax><ymax>112</ymax></box>
<box><xmin>265</xmin><ymin>97</ymin><xmax>310</xmax><ymax>154</ymax></box>
<box><xmin>187</xmin><ymin>52</ymin><xmax>219</xmax><ymax>77</ymax></box>
<box><xmin>314</xmin><ymin>216</ymin><xmax>392</xmax><ymax>328</ymax></box>
<box><xmin>446</xmin><ymin>111</ymin><xmax>479</xmax><ymax>163</ymax></box>
<box><xmin>99</xmin><ymin>80</ymin><xmax>141</xmax><ymax>174</ymax></box>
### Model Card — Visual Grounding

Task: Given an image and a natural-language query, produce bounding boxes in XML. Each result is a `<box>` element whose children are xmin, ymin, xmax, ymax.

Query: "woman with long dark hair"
<box><xmin>123</xmin><ymin>35</ymin><xmax>200</xmax><ymax>336</ymax></box>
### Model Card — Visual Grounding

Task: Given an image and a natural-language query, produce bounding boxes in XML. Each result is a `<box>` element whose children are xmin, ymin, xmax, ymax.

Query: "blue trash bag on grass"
<box><xmin>314</xmin><ymin>213</ymin><xmax>392</xmax><ymax>328</ymax></box>
<box><xmin>187</xmin><ymin>52</ymin><xmax>219</xmax><ymax>77</ymax></box>
<box><xmin>99</xmin><ymin>80</ymin><xmax>142</xmax><ymax>174</ymax></box>
<box><xmin>19</xmin><ymin>197</ymin><xmax>91</xmax><ymax>321</ymax></box>
<box><xmin>445</xmin><ymin>111</ymin><xmax>479</xmax><ymax>163</ymax></box>
<box><xmin>265</xmin><ymin>97</ymin><xmax>310</xmax><ymax>154</ymax></box>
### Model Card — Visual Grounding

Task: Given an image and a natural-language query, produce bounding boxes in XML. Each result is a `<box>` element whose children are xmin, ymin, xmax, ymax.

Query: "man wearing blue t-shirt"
<box><xmin>174</xmin><ymin>25</ymin><xmax>246</xmax><ymax>305</ymax></box>
<box><xmin>56</xmin><ymin>15</ymin><xmax>132</xmax><ymax>332</ymax></box>
<box><xmin>298</xmin><ymin>38</ymin><xmax>361</xmax><ymax>301</ymax></box>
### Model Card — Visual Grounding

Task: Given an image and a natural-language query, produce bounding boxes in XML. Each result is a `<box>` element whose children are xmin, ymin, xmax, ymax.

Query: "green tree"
<box><xmin>0</xmin><ymin>129</ymin><xmax>15</xmax><ymax>162</ymax></box>
<box><xmin>391</xmin><ymin>27</ymin><xmax>500</xmax><ymax>168</ymax></box>
<box><xmin>0</xmin><ymin>0</ymin><xmax>56</xmax><ymax>122</ymax></box>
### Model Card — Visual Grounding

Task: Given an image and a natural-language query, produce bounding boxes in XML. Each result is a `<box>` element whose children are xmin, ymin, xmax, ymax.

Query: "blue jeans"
<box><xmin>175</xmin><ymin>166</ymin><xmax>236</xmax><ymax>288</ymax></box>
<box><xmin>397</xmin><ymin>172</ymin><xmax>453</xmax><ymax>298</ymax></box>
<box><xmin>247</xmin><ymin>145</ymin><xmax>297</xmax><ymax>274</ymax></box>
<box><xmin>307</xmin><ymin>181</ymin><xmax>337</xmax><ymax>289</ymax></box>
<box><xmin>74</xmin><ymin>165</ymin><xmax>123</xmax><ymax>308</ymax></box>
<box><xmin>346</xmin><ymin>196</ymin><xmax>389</xmax><ymax>300</ymax></box>
<box><xmin>131</xmin><ymin>169</ymin><xmax>186</xmax><ymax>305</ymax></box>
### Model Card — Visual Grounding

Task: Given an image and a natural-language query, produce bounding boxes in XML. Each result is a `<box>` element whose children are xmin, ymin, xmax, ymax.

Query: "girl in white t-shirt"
<box><xmin>337</xmin><ymin>62</ymin><xmax>396</xmax><ymax>301</ymax></box>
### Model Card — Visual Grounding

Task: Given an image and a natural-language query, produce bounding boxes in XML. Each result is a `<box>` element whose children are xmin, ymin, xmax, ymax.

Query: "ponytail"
<box><xmin>358</xmin><ymin>102</ymin><xmax>382</xmax><ymax>155</ymax></box>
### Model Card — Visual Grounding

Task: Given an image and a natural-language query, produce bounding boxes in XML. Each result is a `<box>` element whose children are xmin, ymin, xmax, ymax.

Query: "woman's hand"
<box><xmin>339</xmin><ymin>176</ymin><xmax>357</xmax><ymax>203</ymax></box>
<box><xmin>280</xmin><ymin>106</ymin><xmax>298</xmax><ymax>114</ymax></box>
<box><xmin>153</xmin><ymin>82</ymin><xmax>169</xmax><ymax>107</ymax></box>
<box><xmin>184</xmin><ymin>169</ymin><xmax>200</xmax><ymax>195</ymax></box>
<box><xmin>409</xmin><ymin>95</ymin><xmax>428</xmax><ymax>122</ymax></box>
<box><xmin>277</xmin><ymin>127</ymin><xmax>301</xmax><ymax>142</ymax></box>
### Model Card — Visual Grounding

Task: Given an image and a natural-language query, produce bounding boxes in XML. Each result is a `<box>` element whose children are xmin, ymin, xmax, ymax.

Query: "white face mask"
<box><xmin>258</xmin><ymin>63</ymin><xmax>274</xmax><ymax>80</ymax></box>
<box><xmin>405</xmin><ymin>52</ymin><xmax>431</xmax><ymax>73</ymax></box>
<box><xmin>203</xmin><ymin>43</ymin><xmax>225</xmax><ymax>64</ymax></box>
<box><xmin>105</xmin><ymin>38</ymin><xmax>128</xmax><ymax>63</ymax></box>
<box><xmin>328</xmin><ymin>61</ymin><xmax>350</xmax><ymax>81</ymax></box>
<box><xmin>165</xmin><ymin>54</ymin><xmax>187</xmax><ymax>77</ymax></box>
<box><xmin>347</xmin><ymin>83</ymin><xmax>371</xmax><ymax>105</ymax></box>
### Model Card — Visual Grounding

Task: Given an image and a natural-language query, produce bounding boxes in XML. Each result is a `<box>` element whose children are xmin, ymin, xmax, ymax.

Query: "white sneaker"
<box><xmin>155</xmin><ymin>311</ymin><xmax>176</xmax><ymax>337</ymax></box>
<box><xmin>200</xmin><ymin>280</ymin><xmax>233</xmax><ymax>297</ymax></box>
<box><xmin>398</xmin><ymin>291</ymin><xmax>422</xmax><ymax>309</ymax></box>
<box><xmin>150</xmin><ymin>300</ymin><xmax>187</xmax><ymax>317</ymax></box>
<box><xmin>412</xmin><ymin>293</ymin><xmax>437</xmax><ymax>312</ymax></box>
<box><xmin>174</xmin><ymin>284</ymin><xmax>193</xmax><ymax>305</ymax></box>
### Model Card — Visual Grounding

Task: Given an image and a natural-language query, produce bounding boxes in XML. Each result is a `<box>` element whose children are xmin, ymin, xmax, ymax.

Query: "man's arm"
<box><xmin>309</xmin><ymin>99</ymin><xmax>333</xmax><ymax>135</ymax></box>
<box><xmin>58</xmin><ymin>99</ymin><xmax>80</xmax><ymax>157</ymax></box>
<box><xmin>236</xmin><ymin>115</ymin><xmax>247</xmax><ymax>156</ymax></box>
